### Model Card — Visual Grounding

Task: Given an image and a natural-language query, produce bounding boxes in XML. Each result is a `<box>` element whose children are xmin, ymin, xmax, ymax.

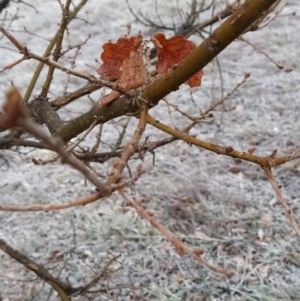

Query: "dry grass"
<box><xmin>0</xmin><ymin>0</ymin><xmax>300</xmax><ymax>300</ymax></box>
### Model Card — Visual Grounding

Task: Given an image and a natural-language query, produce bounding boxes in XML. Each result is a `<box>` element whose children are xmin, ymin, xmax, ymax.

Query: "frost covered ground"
<box><xmin>0</xmin><ymin>0</ymin><xmax>300</xmax><ymax>300</ymax></box>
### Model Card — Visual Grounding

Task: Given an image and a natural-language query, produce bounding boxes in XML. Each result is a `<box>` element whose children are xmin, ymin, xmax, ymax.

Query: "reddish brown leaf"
<box><xmin>97</xmin><ymin>35</ymin><xmax>143</xmax><ymax>78</ymax></box>
<box><xmin>0</xmin><ymin>86</ymin><xmax>26</xmax><ymax>129</ymax></box>
<box><xmin>186</xmin><ymin>69</ymin><xmax>204</xmax><ymax>87</ymax></box>
<box><xmin>118</xmin><ymin>48</ymin><xmax>147</xmax><ymax>90</ymax></box>
<box><xmin>98</xmin><ymin>37</ymin><xmax>147</xmax><ymax>108</ymax></box>
<box><xmin>151</xmin><ymin>33</ymin><xmax>203</xmax><ymax>87</ymax></box>
<box><xmin>99</xmin><ymin>90</ymin><xmax>120</xmax><ymax>108</ymax></box>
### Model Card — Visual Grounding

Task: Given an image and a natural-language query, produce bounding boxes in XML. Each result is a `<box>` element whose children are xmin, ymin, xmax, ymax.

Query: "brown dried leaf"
<box><xmin>118</xmin><ymin>49</ymin><xmax>147</xmax><ymax>90</ymax></box>
<box><xmin>0</xmin><ymin>86</ymin><xmax>26</xmax><ymax>129</ymax></box>
<box><xmin>97</xmin><ymin>35</ymin><xmax>143</xmax><ymax>78</ymax></box>
<box><xmin>99</xmin><ymin>41</ymin><xmax>147</xmax><ymax>108</ymax></box>
<box><xmin>151</xmin><ymin>33</ymin><xmax>203</xmax><ymax>87</ymax></box>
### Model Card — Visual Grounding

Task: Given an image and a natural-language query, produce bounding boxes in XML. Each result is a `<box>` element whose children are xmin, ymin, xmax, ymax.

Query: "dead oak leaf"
<box><xmin>0</xmin><ymin>86</ymin><xmax>27</xmax><ymax>129</ymax></box>
<box><xmin>118</xmin><ymin>47</ymin><xmax>147</xmax><ymax>90</ymax></box>
<box><xmin>151</xmin><ymin>33</ymin><xmax>203</xmax><ymax>87</ymax></box>
<box><xmin>98</xmin><ymin>39</ymin><xmax>147</xmax><ymax>108</ymax></box>
<box><xmin>97</xmin><ymin>35</ymin><xmax>143</xmax><ymax>79</ymax></box>
<box><xmin>99</xmin><ymin>49</ymin><xmax>147</xmax><ymax>108</ymax></box>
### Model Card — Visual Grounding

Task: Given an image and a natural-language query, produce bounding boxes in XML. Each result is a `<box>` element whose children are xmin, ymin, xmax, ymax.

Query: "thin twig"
<box><xmin>51</xmin><ymin>83</ymin><xmax>102</xmax><ymax>107</ymax></box>
<box><xmin>0</xmin><ymin>26</ymin><xmax>131</xmax><ymax>96</ymax></box>
<box><xmin>67</xmin><ymin>118</ymin><xmax>98</xmax><ymax>153</ymax></box>
<box><xmin>0</xmin><ymin>192</ymin><xmax>102</xmax><ymax>211</ymax></box>
<box><xmin>0</xmin><ymin>54</ymin><xmax>26</xmax><ymax>72</ymax></box>
<box><xmin>112</xmin><ymin>117</ymin><xmax>131</xmax><ymax>151</ymax></box>
<box><xmin>91</xmin><ymin>123</ymin><xmax>103</xmax><ymax>153</ymax></box>
<box><xmin>272</xmin><ymin>149</ymin><xmax>300</xmax><ymax>166</ymax></box>
<box><xmin>0</xmin><ymin>166</ymin><xmax>143</xmax><ymax>211</ymax></box>
<box><xmin>0</xmin><ymin>238</ymin><xmax>78</xmax><ymax>300</ymax></box>
<box><xmin>19</xmin><ymin>118</ymin><xmax>112</xmax><ymax>196</ymax></box>
<box><xmin>22</xmin><ymin>0</ymin><xmax>88</xmax><ymax>103</ymax></box>
<box><xmin>146</xmin><ymin>114</ymin><xmax>265</xmax><ymax>165</ymax></box>
<box><xmin>76</xmin><ymin>254</ymin><xmax>122</xmax><ymax>295</ymax></box>
<box><xmin>262</xmin><ymin>165</ymin><xmax>300</xmax><ymax>236</ymax></box>
<box><xmin>41</xmin><ymin>0</ymin><xmax>72</xmax><ymax>96</ymax></box>
<box><xmin>0</xmin><ymin>138</ymin><xmax>49</xmax><ymax>149</ymax></box>
<box><xmin>240</xmin><ymin>36</ymin><xmax>292</xmax><ymax>73</ymax></box>
<box><xmin>119</xmin><ymin>189</ymin><xmax>233</xmax><ymax>278</ymax></box>
<box><xmin>108</xmin><ymin>105</ymin><xmax>148</xmax><ymax>183</ymax></box>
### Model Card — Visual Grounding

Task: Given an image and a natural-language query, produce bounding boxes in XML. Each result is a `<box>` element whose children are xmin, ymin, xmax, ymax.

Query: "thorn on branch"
<box><xmin>225</xmin><ymin>146</ymin><xmax>234</xmax><ymax>154</ymax></box>
<box><xmin>248</xmin><ymin>147</ymin><xmax>255</xmax><ymax>154</ymax></box>
<box><xmin>268</xmin><ymin>149</ymin><xmax>277</xmax><ymax>158</ymax></box>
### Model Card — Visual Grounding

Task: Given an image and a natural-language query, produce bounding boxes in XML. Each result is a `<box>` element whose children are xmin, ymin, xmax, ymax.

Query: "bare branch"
<box><xmin>240</xmin><ymin>36</ymin><xmax>292</xmax><ymax>73</ymax></box>
<box><xmin>0</xmin><ymin>238</ymin><xmax>79</xmax><ymax>299</ymax></box>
